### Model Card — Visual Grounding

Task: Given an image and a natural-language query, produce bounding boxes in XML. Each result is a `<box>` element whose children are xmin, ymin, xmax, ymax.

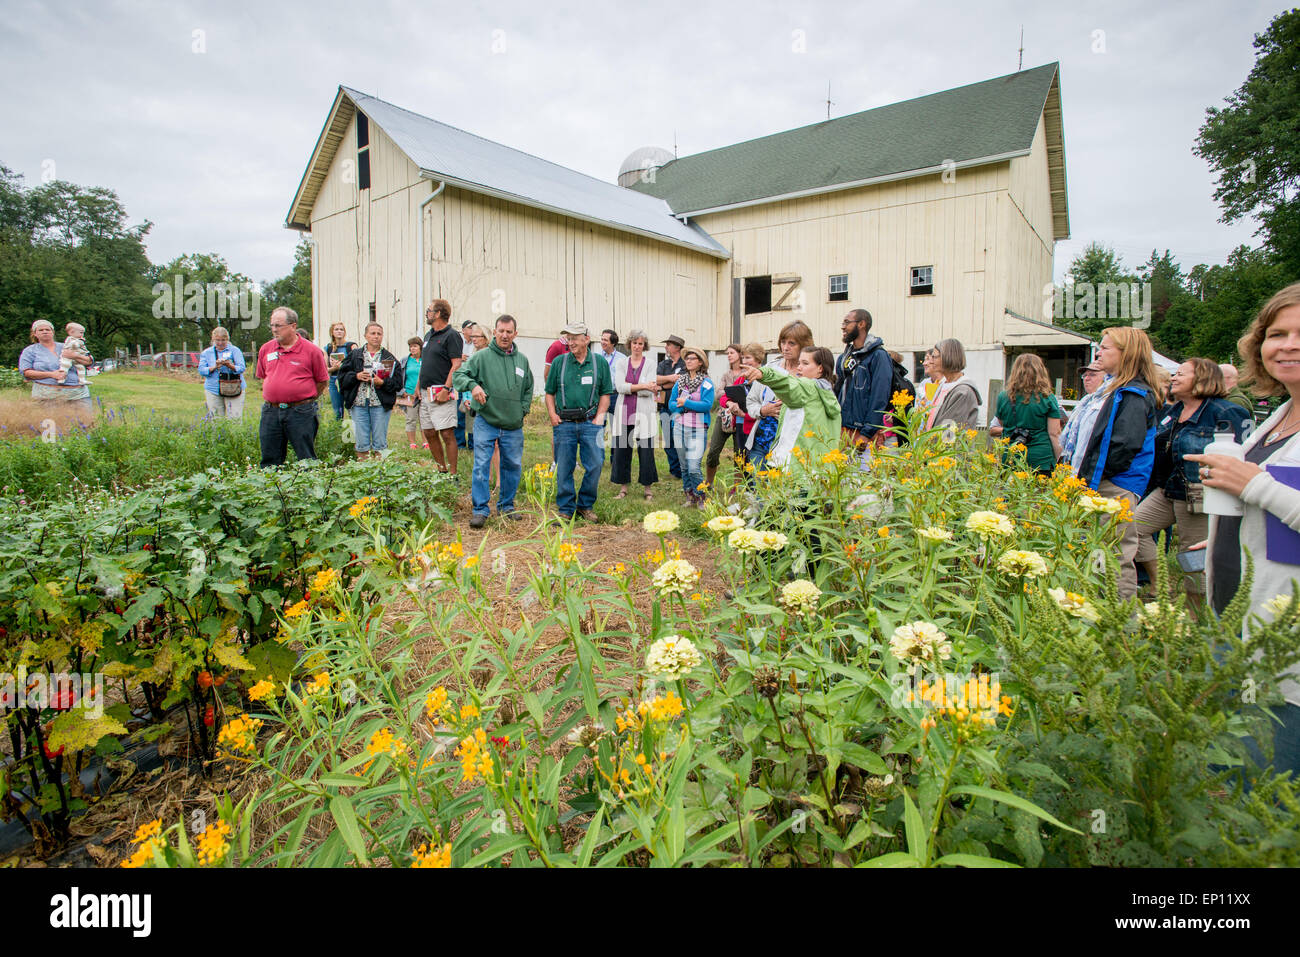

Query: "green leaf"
<box><xmin>948</xmin><ymin>785</ymin><xmax>1083</xmax><ymax>835</ymax></box>
<box><xmin>857</xmin><ymin>851</ymin><xmax>921</xmax><ymax>868</ymax></box>
<box><xmin>328</xmin><ymin>795</ymin><xmax>370</xmax><ymax>865</ymax></box>
<box><xmin>319</xmin><ymin>772</ymin><xmax>365</xmax><ymax>788</ymax></box>
<box><xmin>47</xmin><ymin>711</ymin><xmax>128</xmax><ymax>753</ymax></box>
<box><xmin>838</xmin><ymin>742</ymin><xmax>889</xmax><ymax>774</ymax></box>
<box><xmin>576</xmin><ymin>807</ymin><xmax>606</xmax><ymax>867</ymax></box>
<box><xmin>902</xmin><ymin>790</ymin><xmax>926</xmax><ymax>862</ymax></box>
<box><xmin>935</xmin><ymin>853</ymin><xmax>1020</xmax><ymax>868</ymax></box>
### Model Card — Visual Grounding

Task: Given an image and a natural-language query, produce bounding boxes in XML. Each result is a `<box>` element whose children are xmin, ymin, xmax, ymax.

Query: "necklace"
<box><xmin>1265</xmin><ymin>409</ymin><xmax>1300</xmax><ymax>445</ymax></box>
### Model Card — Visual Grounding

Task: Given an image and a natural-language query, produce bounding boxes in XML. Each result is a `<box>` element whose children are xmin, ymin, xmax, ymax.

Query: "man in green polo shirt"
<box><xmin>544</xmin><ymin>323</ymin><xmax>614</xmax><ymax>522</ymax></box>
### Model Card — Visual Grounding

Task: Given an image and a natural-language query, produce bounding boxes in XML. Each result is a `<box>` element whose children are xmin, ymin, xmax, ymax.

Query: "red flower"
<box><xmin>50</xmin><ymin>684</ymin><xmax>76</xmax><ymax>711</ymax></box>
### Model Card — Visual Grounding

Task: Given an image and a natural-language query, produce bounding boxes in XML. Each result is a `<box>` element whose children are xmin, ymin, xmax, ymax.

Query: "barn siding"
<box><xmin>694</xmin><ymin>162</ymin><xmax>1013</xmax><ymax>352</ymax></box>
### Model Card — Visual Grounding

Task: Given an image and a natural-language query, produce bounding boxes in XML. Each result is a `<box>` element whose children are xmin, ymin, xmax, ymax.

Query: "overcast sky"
<box><xmin>0</xmin><ymin>0</ymin><xmax>1284</xmax><ymax>285</ymax></box>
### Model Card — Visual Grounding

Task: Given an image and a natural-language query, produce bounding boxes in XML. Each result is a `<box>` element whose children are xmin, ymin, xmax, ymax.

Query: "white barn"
<box><xmin>286</xmin><ymin>63</ymin><xmax>1076</xmax><ymax>411</ymax></box>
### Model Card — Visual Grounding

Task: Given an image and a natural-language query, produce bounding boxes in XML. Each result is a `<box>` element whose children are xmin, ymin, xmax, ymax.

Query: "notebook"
<box><xmin>1264</xmin><ymin>464</ymin><xmax>1300</xmax><ymax>564</ymax></box>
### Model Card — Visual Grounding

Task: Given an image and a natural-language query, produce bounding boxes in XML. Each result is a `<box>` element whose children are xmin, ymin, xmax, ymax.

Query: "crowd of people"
<box><xmin>17</xmin><ymin>281</ymin><xmax>1300</xmax><ymax>772</ymax></box>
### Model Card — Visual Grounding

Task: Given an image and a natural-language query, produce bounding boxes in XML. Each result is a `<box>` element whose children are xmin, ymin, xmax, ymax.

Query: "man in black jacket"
<box><xmin>835</xmin><ymin>309</ymin><xmax>895</xmax><ymax>451</ymax></box>
<box><xmin>656</xmin><ymin>335</ymin><xmax>686</xmax><ymax>479</ymax></box>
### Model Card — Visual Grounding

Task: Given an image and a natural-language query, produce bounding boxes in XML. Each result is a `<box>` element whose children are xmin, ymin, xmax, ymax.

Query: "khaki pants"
<box><xmin>1133</xmin><ymin>489</ymin><xmax>1207</xmax><ymax>593</ymax></box>
<box><xmin>205</xmin><ymin>390</ymin><xmax>245</xmax><ymax>419</ymax></box>
<box><xmin>1097</xmin><ymin>479</ymin><xmax>1141</xmax><ymax>600</ymax></box>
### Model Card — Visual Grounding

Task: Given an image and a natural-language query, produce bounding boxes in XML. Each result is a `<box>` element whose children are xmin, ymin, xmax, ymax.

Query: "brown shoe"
<box><xmin>577</xmin><ymin>508</ymin><xmax>599</xmax><ymax>522</ymax></box>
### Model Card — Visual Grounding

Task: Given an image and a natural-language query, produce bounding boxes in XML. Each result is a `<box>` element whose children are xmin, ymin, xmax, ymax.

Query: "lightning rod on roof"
<box><xmin>1018</xmin><ymin>26</ymin><xmax>1024</xmax><ymax>71</ymax></box>
<box><xmin>826</xmin><ymin>81</ymin><xmax>834</xmax><ymax>120</ymax></box>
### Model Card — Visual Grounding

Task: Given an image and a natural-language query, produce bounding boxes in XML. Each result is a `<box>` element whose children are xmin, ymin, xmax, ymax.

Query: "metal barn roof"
<box><xmin>287</xmin><ymin>88</ymin><xmax>730</xmax><ymax>259</ymax></box>
<box><xmin>629</xmin><ymin>63</ymin><xmax>1069</xmax><ymax>239</ymax></box>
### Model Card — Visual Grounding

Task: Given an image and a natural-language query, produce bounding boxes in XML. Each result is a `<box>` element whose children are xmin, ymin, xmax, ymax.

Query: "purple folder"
<box><xmin>1264</xmin><ymin>465</ymin><xmax>1300</xmax><ymax>564</ymax></box>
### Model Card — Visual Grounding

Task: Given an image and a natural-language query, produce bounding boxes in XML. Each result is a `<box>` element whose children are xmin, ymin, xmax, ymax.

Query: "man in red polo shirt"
<box><xmin>256</xmin><ymin>306</ymin><xmax>330</xmax><ymax>466</ymax></box>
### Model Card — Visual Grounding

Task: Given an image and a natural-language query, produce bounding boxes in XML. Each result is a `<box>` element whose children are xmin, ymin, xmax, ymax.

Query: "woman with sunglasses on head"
<box><xmin>1134</xmin><ymin>357</ymin><xmax>1249</xmax><ymax>600</ymax></box>
<box><xmin>1074</xmin><ymin>326</ymin><xmax>1160</xmax><ymax>600</ymax></box>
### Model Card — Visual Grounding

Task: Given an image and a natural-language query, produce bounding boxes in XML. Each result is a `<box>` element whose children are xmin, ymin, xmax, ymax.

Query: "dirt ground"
<box><xmin>18</xmin><ymin>489</ymin><xmax>727</xmax><ymax>867</ymax></box>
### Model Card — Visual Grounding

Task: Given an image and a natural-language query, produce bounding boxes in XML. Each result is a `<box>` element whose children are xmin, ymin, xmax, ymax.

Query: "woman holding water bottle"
<box><xmin>338</xmin><ymin>321</ymin><xmax>400</xmax><ymax>459</ymax></box>
<box><xmin>197</xmin><ymin>326</ymin><xmax>247</xmax><ymax>418</ymax></box>
<box><xmin>1188</xmin><ymin>282</ymin><xmax>1300</xmax><ymax>776</ymax></box>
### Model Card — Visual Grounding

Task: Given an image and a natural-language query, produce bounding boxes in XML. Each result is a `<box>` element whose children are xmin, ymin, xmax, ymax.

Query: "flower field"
<box><xmin>4</xmin><ymin>398</ymin><xmax>1300</xmax><ymax>868</ymax></box>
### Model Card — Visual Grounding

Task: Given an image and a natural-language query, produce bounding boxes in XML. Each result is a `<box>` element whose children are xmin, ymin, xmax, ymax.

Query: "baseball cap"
<box><xmin>664</xmin><ymin>335</ymin><xmax>685</xmax><ymax>348</ymax></box>
<box><xmin>561</xmin><ymin>324</ymin><xmax>589</xmax><ymax>336</ymax></box>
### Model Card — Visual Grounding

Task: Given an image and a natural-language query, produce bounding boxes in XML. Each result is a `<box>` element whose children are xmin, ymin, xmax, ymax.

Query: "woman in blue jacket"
<box><xmin>668</xmin><ymin>346</ymin><xmax>716</xmax><ymax>508</ymax></box>
<box><xmin>1075</xmin><ymin>327</ymin><xmax>1160</xmax><ymax>600</ymax></box>
<box><xmin>1134</xmin><ymin>358</ymin><xmax>1250</xmax><ymax>597</ymax></box>
<box><xmin>197</xmin><ymin>326</ymin><xmax>246</xmax><ymax>418</ymax></box>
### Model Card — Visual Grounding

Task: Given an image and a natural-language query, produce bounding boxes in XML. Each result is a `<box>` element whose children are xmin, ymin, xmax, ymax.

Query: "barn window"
<box><xmin>357</xmin><ymin>111</ymin><xmax>371</xmax><ymax>191</ymax></box>
<box><xmin>828</xmin><ymin>274</ymin><xmax>848</xmax><ymax>302</ymax></box>
<box><xmin>744</xmin><ymin>276</ymin><xmax>772</xmax><ymax>315</ymax></box>
<box><xmin>369</xmin><ymin>302</ymin><xmax>376</xmax><ymax>324</ymax></box>
<box><xmin>910</xmin><ymin>266</ymin><xmax>933</xmax><ymax>296</ymax></box>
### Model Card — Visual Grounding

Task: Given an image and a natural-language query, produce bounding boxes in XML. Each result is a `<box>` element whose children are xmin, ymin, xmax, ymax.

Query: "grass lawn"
<box><xmin>83</xmin><ymin>371</ymin><xmax>743</xmax><ymax>528</ymax></box>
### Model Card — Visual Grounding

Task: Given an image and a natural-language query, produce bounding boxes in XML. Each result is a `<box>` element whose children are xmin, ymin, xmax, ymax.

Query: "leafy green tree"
<box><xmin>1054</xmin><ymin>242</ymin><xmax>1141</xmax><ymax>340</ymax></box>
<box><xmin>0</xmin><ymin>166</ymin><xmax>155</xmax><ymax>361</ymax></box>
<box><xmin>1136</xmin><ymin>249</ymin><xmax>1184</xmax><ymax>336</ymax></box>
<box><xmin>259</xmin><ymin>239</ymin><xmax>313</xmax><ymax>338</ymax></box>
<box><xmin>148</xmin><ymin>252</ymin><xmax>258</xmax><ymax>352</ymax></box>
<box><xmin>1194</xmin><ymin>9</ymin><xmax>1300</xmax><ymax>275</ymax></box>
<box><xmin>1155</xmin><ymin>246</ymin><xmax>1286</xmax><ymax>361</ymax></box>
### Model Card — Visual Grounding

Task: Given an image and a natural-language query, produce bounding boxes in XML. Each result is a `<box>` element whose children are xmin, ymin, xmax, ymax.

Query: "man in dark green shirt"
<box><xmin>544</xmin><ymin>324</ymin><xmax>615</xmax><ymax>522</ymax></box>
<box><xmin>1219</xmin><ymin>363</ymin><xmax>1254</xmax><ymax>412</ymax></box>
<box><xmin>453</xmin><ymin>315</ymin><xmax>535</xmax><ymax>527</ymax></box>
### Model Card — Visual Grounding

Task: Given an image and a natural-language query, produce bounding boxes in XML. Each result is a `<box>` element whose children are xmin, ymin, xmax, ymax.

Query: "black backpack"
<box><xmin>888</xmin><ymin>357</ymin><xmax>915</xmax><ymax>408</ymax></box>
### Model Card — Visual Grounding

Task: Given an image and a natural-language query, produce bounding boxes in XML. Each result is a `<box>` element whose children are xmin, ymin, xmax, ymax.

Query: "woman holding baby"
<box><xmin>18</xmin><ymin>319</ymin><xmax>93</xmax><ymax>409</ymax></box>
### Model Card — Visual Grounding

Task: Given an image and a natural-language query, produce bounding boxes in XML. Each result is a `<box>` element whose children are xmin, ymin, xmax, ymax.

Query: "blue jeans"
<box><xmin>472</xmin><ymin>418</ymin><xmax>524</xmax><ymax>516</ymax></box>
<box><xmin>659</xmin><ymin>408</ymin><xmax>681</xmax><ymax>477</ymax></box>
<box><xmin>328</xmin><ymin>377</ymin><xmax>344</xmax><ymax>419</ymax></box>
<box><xmin>554</xmin><ymin>420</ymin><xmax>604</xmax><ymax>515</ymax></box>
<box><xmin>352</xmin><ymin>403</ymin><xmax>392</xmax><ymax>452</ymax></box>
<box><xmin>259</xmin><ymin>401</ymin><xmax>319</xmax><ymax>466</ymax></box>
<box><xmin>673</xmin><ymin>422</ymin><xmax>707</xmax><ymax>497</ymax></box>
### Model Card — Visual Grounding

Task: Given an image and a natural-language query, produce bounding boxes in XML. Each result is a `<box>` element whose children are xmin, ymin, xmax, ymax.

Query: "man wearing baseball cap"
<box><xmin>656</xmin><ymin>335</ymin><xmax>687</xmax><ymax>479</ymax></box>
<box><xmin>544</xmin><ymin>324</ymin><xmax>615</xmax><ymax>522</ymax></box>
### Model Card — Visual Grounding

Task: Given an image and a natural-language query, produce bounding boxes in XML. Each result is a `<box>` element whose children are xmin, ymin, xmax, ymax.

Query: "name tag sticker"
<box><xmin>515</xmin><ymin>367</ymin><xmax>525</xmax><ymax>377</ymax></box>
<box><xmin>581</xmin><ymin>376</ymin><xmax>593</xmax><ymax>385</ymax></box>
<box><xmin>267</xmin><ymin>352</ymin><xmax>278</xmax><ymax>361</ymax></box>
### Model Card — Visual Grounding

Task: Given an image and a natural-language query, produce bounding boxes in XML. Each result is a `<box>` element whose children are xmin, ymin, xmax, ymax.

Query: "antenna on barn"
<box><xmin>826</xmin><ymin>81</ymin><xmax>834</xmax><ymax>120</ymax></box>
<box><xmin>673</xmin><ymin>131</ymin><xmax>678</xmax><ymax>158</ymax></box>
<box><xmin>1018</xmin><ymin>26</ymin><xmax>1024</xmax><ymax>71</ymax></box>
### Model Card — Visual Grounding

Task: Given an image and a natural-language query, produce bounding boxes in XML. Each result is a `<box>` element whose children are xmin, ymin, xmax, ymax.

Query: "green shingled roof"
<box><xmin>629</xmin><ymin>63</ymin><xmax>1061</xmax><ymax>216</ymax></box>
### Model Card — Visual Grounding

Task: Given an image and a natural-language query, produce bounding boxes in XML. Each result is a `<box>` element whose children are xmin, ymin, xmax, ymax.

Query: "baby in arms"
<box><xmin>58</xmin><ymin>322</ymin><xmax>90</xmax><ymax>383</ymax></box>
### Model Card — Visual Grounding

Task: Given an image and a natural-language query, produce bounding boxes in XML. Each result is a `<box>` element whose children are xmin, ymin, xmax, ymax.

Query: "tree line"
<box><xmin>0</xmin><ymin>168</ymin><xmax>311</xmax><ymax>362</ymax></box>
<box><xmin>1055</xmin><ymin>10</ymin><xmax>1299</xmax><ymax>359</ymax></box>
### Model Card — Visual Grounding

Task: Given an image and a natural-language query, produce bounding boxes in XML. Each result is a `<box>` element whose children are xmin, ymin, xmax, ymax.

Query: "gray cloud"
<box><xmin>0</xmin><ymin>0</ymin><xmax>1272</xmax><ymax>285</ymax></box>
